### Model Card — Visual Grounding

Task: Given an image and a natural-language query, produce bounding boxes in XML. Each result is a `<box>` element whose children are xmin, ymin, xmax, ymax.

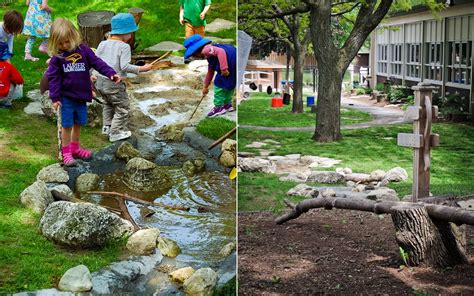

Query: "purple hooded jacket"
<box><xmin>46</xmin><ymin>44</ymin><xmax>116</xmax><ymax>103</ymax></box>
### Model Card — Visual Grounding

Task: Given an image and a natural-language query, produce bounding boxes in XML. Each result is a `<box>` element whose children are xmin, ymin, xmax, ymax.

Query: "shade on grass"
<box><xmin>238</xmin><ymin>92</ymin><xmax>372</xmax><ymax>127</ymax></box>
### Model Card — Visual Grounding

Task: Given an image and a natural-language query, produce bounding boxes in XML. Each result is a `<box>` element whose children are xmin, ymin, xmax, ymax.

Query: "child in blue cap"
<box><xmin>0</xmin><ymin>42</ymin><xmax>23</xmax><ymax>108</ymax></box>
<box><xmin>96</xmin><ymin>13</ymin><xmax>152</xmax><ymax>142</ymax></box>
<box><xmin>95</xmin><ymin>13</ymin><xmax>152</xmax><ymax>142</ymax></box>
<box><xmin>183</xmin><ymin>34</ymin><xmax>236</xmax><ymax>117</ymax></box>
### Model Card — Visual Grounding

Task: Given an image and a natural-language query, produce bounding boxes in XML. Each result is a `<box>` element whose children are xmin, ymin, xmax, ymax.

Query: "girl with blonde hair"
<box><xmin>46</xmin><ymin>18</ymin><xmax>121</xmax><ymax>166</ymax></box>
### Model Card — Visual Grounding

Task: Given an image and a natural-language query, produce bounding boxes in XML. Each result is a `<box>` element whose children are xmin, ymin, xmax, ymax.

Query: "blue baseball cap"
<box><xmin>183</xmin><ymin>34</ymin><xmax>212</xmax><ymax>59</ymax></box>
<box><xmin>110</xmin><ymin>13</ymin><xmax>138</xmax><ymax>35</ymax></box>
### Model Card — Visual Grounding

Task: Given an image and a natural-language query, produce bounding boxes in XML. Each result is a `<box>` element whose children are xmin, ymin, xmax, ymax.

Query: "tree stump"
<box><xmin>391</xmin><ymin>204</ymin><xmax>467</xmax><ymax>268</ymax></box>
<box><xmin>127</xmin><ymin>7</ymin><xmax>144</xmax><ymax>50</ymax></box>
<box><xmin>77</xmin><ymin>10</ymin><xmax>115</xmax><ymax>49</ymax></box>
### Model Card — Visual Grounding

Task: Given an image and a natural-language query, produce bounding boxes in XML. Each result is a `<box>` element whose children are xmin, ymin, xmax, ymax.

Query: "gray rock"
<box><xmin>155</xmin><ymin>124</ymin><xmax>185</xmax><ymax>142</ymax></box>
<box><xmin>40</xmin><ymin>201</ymin><xmax>133</xmax><ymax>248</ymax></box>
<box><xmin>322</xmin><ymin>189</ymin><xmax>337</xmax><ymax>198</ymax></box>
<box><xmin>116</xmin><ymin>142</ymin><xmax>141</xmax><ymax>163</ymax></box>
<box><xmin>221</xmin><ymin>139</ymin><xmax>236</xmax><ymax>153</ymax></box>
<box><xmin>245</xmin><ymin>141</ymin><xmax>267</xmax><ymax>149</ymax></box>
<box><xmin>307</xmin><ymin>171</ymin><xmax>344</xmax><ymax>184</ymax></box>
<box><xmin>20</xmin><ymin>180</ymin><xmax>53</xmax><ymax>213</ymax></box>
<box><xmin>75</xmin><ymin>173</ymin><xmax>100</xmax><ymax>193</ymax></box>
<box><xmin>206</xmin><ymin>36</ymin><xmax>234</xmax><ymax>44</ymax></box>
<box><xmin>219</xmin><ymin>241</ymin><xmax>236</xmax><ymax>257</ymax></box>
<box><xmin>279</xmin><ymin>173</ymin><xmax>308</xmax><ymax>183</ymax></box>
<box><xmin>344</xmin><ymin>173</ymin><xmax>371</xmax><ymax>183</ymax></box>
<box><xmin>370</xmin><ymin>169</ymin><xmax>386</xmax><ymax>181</ymax></box>
<box><xmin>37</xmin><ymin>163</ymin><xmax>69</xmax><ymax>183</ymax></box>
<box><xmin>124</xmin><ymin>157</ymin><xmax>172</xmax><ymax>192</ymax></box>
<box><xmin>346</xmin><ymin>181</ymin><xmax>356</xmax><ymax>187</ymax></box>
<box><xmin>285</xmin><ymin>154</ymin><xmax>301</xmax><ymax>161</ymax></box>
<box><xmin>457</xmin><ymin>199</ymin><xmax>474</xmax><ymax>211</ymax></box>
<box><xmin>238</xmin><ymin>158</ymin><xmax>276</xmax><ymax>173</ymax></box>
<box><xmin>126</xmin><ymin>228</ymin><xmax>160</xmax><ymax>255</ymax></box>
<box><xmin>58</xmin><ymin>265</ymin><xmax>92</xmax><ymax>292</ymax></box>
<box><xmin>183</xmin><ymin>268</ymin><xmax>218</xmax><ymax>296</ymax></box>
<box><xmin>145</xmin><ymin>41</ymin><xmax>184</xmax><ymax>52</ymax></box>
<box><xmin>366</xmin><ymin>188</ymin><xmax>399</xmax><ymax>201</ymax></box>
<box><xmin>219</xmin><ymin>150</ymin><xmax>235</xmax><ymax>168</ymax></box>
<box><xmin>51</xmin><ymin>184</ymin><xmax>74</xmax><ymax>197</ymax></box>
<box><xmin>206</xmin><ymin>18</ymin><xmax>236</xmax><ymax>33</ymax></box>
<box><xmin>157</xmin><ymin>236</ymin><xmax>181</xmax><ymax>258</ymax></box>
<box><xmin>286</xmin><ymin>184</ymin><xmax>319</xmax><ymax>198</ymax></box>
<box><xmin>237</xmin><ymin>151</ymin><xmax>255</xmax><ymax>158</ymax></box>
<box><xmin>385</xmin><ymin>167</ymin><xmax>408</xmax><ymax>182</ymax></box>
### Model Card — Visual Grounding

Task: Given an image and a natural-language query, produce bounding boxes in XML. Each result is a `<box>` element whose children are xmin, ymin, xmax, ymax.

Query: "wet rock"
<box><xmin>183</xmin><ymin>267</ymin><xmax>218</xmax><ymax>296</ymax></box>
<box><xmin>126</xmin><ymin>228</ymin><xmax>160</xmax><ymax>255</ymax></box>
<box><xmin>385</xmin><ymin>167</ymin><xmax>408</xmax><ymax>182</ymax></box>
<box><xmin>156</xmin><ymin>123</ymin><xmax>185</xmax><ymax>142</ymax></box>
<box><xmin>58</xmin><ymin>265</ymin><xmax>92</xmax><ymax>292</ymax></box>
<box><xmin>219</xmin><ymin>150</ymin><xmax>235</xmax><ymax>168</ymax></box>
<box><xmin>307</xmin><ymin>171</ymin><xmax>344</xmax><ymax>184</ymax></box>
<box><xmin>344</xmin><ymin>173</ymin><xmax>371</xmax><ymax>183</ymax></box>
<box><xmin>366</xmin><ymin>188</ymin><xmax>399</xmax><ymax>201</ymax></box>
<box><xmin>370</xmin><ymin>169</ymin><xmax>386</xmax><ymax>181</ymax></box>
<box><xmin>193</xmin><ymin>159</ymin><xmax>206</xmax><ymax>173</ymax></box>
<box><xmin>116</xmin><ymin>142</ymin><xmax>141</xmax><ymax>162</ymax></box>
<box><xmin>50</xmin><ymin>184</ymin><xmax>74</xmax><ymax>197</ymax></box>
<box><xmin>40</xmin><ymin>201</ymin><xmax>133</xmax><ymax>248</ymax></box>
<box><xmin>124</xmin><ymin>157</ymin><xmax>172</xmax><ymax>192</ymax></box>
<box><xmin>183</xmin><ymin>160</ymin><xmax>196</xmax><ymax>177</ymax></box>
<box><xmin>238</xmin><ymin>158</ymin><xmax>276</xmax><ymax>173</ymax></box>
<box><xmin>140</xmin><ymin>206</ymin><xmax>156</xmax><ymax>218</ymax></box>
<box><xmin>128</xmin><ymin>109</ymin><xmax>155</xmax><ymax>129</ymax></box>
<box><xmin>37</xmin><ymin>163</ymin><xmax>69</xmax><ymax>183</ymax></box>
<box><xmin>76</xmin><ymin>173</ymin><xmax>100</xmax><ymax>193</ymax></box>
<box><xmin>286</xmin><ymin>184</ymin><xmax>319</xmax><ymax>198</ymax></box>
<box><xmin>157</xmin><ymin>236</ymin><xmax>181</xmax><ymax>258</ymax></box>
<box><xmin>221</xmin><ymin>139</ymin><xmax>236</xmax><ymax>154</ymax></box>
<box><xmin>19</xmin><ymin>180</ymin><xmax>53</xmax><ymax>213</ymax></box>
<box><xmin>169</xmin><ymin>267</ymin><xmax>195</xmax><ymax>284</ymax></box>
<box><xmin>219</xmin><ymin>241</ymin><xmax>236</xmax><ymax>257</ymax></box>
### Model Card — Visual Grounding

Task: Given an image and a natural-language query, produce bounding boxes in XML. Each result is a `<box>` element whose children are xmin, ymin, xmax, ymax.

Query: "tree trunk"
<box><xmin>313</xmin><ymin>59</ymin><xmax>343</xmax><ymax>141</ymax></box>
<box><xmin>127</xmin><ymin>7</ymin><xmax>144</xmax><ymax>50</ymax></box>
<box><xmin>77</xmin><ymin>10</ymin><xmax>115</xmax><ymax>49</ymax></box>
<box><xmin>391</xmin><ymin>204</ymin><xmax>468</xmax><ymax>268</ymax></box>
<box><xmin>292</xmin><ymin>49</ymin><xmax>304</xmax><ymax>113</ymax></box>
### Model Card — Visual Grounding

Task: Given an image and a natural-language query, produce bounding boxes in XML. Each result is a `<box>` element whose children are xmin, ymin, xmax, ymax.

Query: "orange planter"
<box><xmin>271</xmin><ymin>97</ymin><xmax>283</xmax><ymax>108</ymax></box>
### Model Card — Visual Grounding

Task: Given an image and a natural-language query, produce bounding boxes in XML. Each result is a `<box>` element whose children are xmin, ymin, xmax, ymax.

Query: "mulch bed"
<box><xmin>238</xmin><ymin>210</ymin><xmax>474</xmax><ymax>295</ymax></box>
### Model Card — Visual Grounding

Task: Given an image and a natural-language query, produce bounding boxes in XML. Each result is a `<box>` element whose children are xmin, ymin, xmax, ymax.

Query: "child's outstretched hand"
<box><xmin>202</xmin><ymin>86</ymin><xmax>209</xmax><ymax>96</ymax></box>
<box><xmin>139</xmin><ymin>64</ymin><xmax>152</xmax><ymax>72</ymax></box>
<box><xmin>52</xmin><ymin>101</ymin><xmax>61</xmax><ymax>111</ymax></box>
<box><xmin>110</xmin><ymin>74</ymin><xmax>121</xmax><ymax>84</ymax></box>
<box><xmin>221</xmin><ymin>69</ymin><xmax>230</xmax><ymax>77</ymax></box>
<box><xmin>200</xmin><ymin>12</ymin><xmax>206</xmax><ymax>20</ymax></box>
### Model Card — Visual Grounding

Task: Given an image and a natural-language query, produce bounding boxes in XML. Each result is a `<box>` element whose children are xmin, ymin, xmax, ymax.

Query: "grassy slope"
<box><xmin>0</xmin><ymin>0</ymin><xmax>235</xmax><ymax>293</ymax></box>
<box><xmin>239</xmin><ymin>92</ymin><xmax>372</xmax><ymax>127</ymax></box>
<box><xmin>238</xmin><ymin>123</ymin><xmax>474</xmax><ymax>211</ymax></box>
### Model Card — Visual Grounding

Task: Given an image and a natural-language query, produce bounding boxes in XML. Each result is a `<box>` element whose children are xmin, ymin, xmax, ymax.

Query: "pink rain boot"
<box><xmin>39</xmin><ymin>43</ymin><xmax>48</xmax><ymax>53</ymax></box>
<box><xmin>70</xmin><ymin>141</ymin><xmax>92</xmax><ymax>160</ymax></box>
<box><xmin>61</xmin><ymin>144</ymin><xmax>77</xmax><ymax>166</ymax></box>
<box><xmin>24</xmin><ymin>53</ymin><xmax>39</xmax><ymax>62</ymax></box>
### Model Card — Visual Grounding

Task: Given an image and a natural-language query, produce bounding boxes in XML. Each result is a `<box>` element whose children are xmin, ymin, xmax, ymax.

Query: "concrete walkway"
<box><xmin>239</xmin><ymin>96</ymin><xmax>407</xmax><ymax>131</ymax></box>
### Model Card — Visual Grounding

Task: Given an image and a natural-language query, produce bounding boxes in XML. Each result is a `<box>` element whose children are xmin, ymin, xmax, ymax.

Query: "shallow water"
<box><xmin>81</xmin><ymin>168</ymin><xmax>235</xmax><ymax>265</ymax></box>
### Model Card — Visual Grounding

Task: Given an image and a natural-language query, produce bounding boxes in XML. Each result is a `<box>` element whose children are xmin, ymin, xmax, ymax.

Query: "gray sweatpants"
<box><xmin>0</xmin><ymin>85</ymin><xmax>17</xmax><ymax>107</ymax></box>
<box><xmin>96</xmin><ymin>77</ymin><xmax>129</xmax><ymax>135</ymax></box>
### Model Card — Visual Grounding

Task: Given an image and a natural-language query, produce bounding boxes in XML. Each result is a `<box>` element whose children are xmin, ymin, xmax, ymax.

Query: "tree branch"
<box><xmin>331</xmin><ymin>2</ymin><xmax>360</xmax><ymax>17</ymax></box>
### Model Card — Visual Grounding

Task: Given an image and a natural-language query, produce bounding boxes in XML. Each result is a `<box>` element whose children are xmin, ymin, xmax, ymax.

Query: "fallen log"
<box><xmin>87</xmin><ymin>191</ymin><xmax>190</xmax><ymax>211</ymax></box>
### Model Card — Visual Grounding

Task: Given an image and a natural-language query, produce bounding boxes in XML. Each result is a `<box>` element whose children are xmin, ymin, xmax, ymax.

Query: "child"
<box><xmin>183</xmin><ymin>34</ymin><xmax>236</xmax><ymax>117</ymax></box>
<box><xmin>0</xmin><ymin>43</ymin><xmax>23</xmax><ymax>108</ymax></box>
<box><xmin>179</xmin><ymin>0</ymin><xmax>211</xmax><ymax>38</ymax></box>
<box><xmin>23</xmin><ymin>0</ymin><xmax>53</xmax><ymax>61</ymax></box>
<box><xmin>0</xmin><ymin>10</ymin><xmax>24</xmax><ymax>61</ymax></box>
<box><xmin>46</xmin><ymin>18</ymin><xmax>120</xmax><ymax>166</ymax></box>
<box><xmin>95</xmin><ymin>13</ymin><xmax>152</xmax><ymax>142</ymax></box>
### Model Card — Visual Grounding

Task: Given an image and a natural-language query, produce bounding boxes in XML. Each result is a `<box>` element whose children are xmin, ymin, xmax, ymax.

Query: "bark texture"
<box><xmin>77</xmin><ymin>10</ymin><xmax>115</xmax><ymax>49</ymax></box>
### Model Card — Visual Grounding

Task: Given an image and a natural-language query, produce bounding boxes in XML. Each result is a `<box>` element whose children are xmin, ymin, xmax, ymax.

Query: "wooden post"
<box><xmin>397</xmin><ymin>82</ymin><xmax>439</xmax><ymax>202</ymax></box>
<box><xmin>77</xmin><ymin>11</ymin><xmax>115</xmax><ymax>49</ymax></box>
<box><xmin>128</xmin><ymin>7</ymin><xmax>144</xmax><ymax>50</ymax></box>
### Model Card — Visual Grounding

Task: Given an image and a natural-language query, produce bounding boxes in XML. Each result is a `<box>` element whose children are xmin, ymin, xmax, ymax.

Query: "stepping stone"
<box><xmin>206</xmin><ymin>18</ymin><xmax>236</xmax><ymax>33</ymax></box>
<box><xmin>145</xmin><ymin>41</ymin><xmax>184</xmax><ymax>52</ymax></box>
<box><xmin>206</xmin><ymin>36</ymin><xmax>234</xmax><ymax>44</ymax></box>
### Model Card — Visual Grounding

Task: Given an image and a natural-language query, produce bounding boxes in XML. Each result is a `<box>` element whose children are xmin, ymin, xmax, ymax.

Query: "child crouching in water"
<box><xmin>95</xmin><ymin>13</ymin><xmax>152</xmax><ymax>142</ymax></box>
<box><xmin>183</xmin><ymin>34</ymin><xmax>236</xmax><ymax>117</ymax></box>
<box><xmin>46</xmin><ymin>18</ymin><xmax>120</xmax><ymax>166</ymax></box>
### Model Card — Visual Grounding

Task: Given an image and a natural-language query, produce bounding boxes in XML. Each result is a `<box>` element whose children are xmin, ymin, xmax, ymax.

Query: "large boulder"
<box><xmin>126</xmin><ymin>228</ymin><xmax>160</xmax><ymax>255</ymax></box>
<box><xmin>157</xmin><ymin>236</ymin><xmax>181</xmax><ymax>258</ymax></box>
<box><xmin>307</xmin><ymin>171</ymin><xmax>344</xmax><ymax>184</ymax></box>
<box><xmin>219</xmin><ymin>151</ymin><xmax>236</xmax><ymax>168</ymax></box>
<box><xmin>169</xmin><ymin>267</ymin><xmax>195</xmax><ymax>284</ymax></box>
<box><xmin>19</xmin><ymin>180</ymin><xmax>53</xmax><ymax>213</ymax></box>
<box><xmin>76</xmin><ymin>173</ymin><xmax>101</xmax><ymax>193</ymax></box>
<box><xmin>183</xmin><ymin>268</ymin><xmax>218</xmax><ymax>296</ymax></box>
<box><xmin>286</xmin><ymin>184</ymin><xmax>319</xmax><ymax>198</ymax></box>
<box><xmin>50</xmin><ymin>184</ymin><xmax>74</xmax><ymax>197</ymax></box>
<box><xmin>58</xmin><ymin>265</ymin><xmax>92</xmax><ymax>292</ymax></box>
<box><xmin>366</xmin><ymin>188</ymin><xmax>399</xmax><ymax>201</ymax></box>
<box><xmin>116</xmin><ymin>142</ymin><xmax>141</xmax><ymax>163</ymax></box>
<box><xmin>37</xmin><ymin>163</ymin><xmax>69</xmax><ymax>183</ymax></box>
<box><xmin>40</xmin><ymin>201</ymin><xmax>133</xmax><ymax>248</ymax></box>
<box><xmin>123</xmin><ymin>157</ymin><xmax>172</xmax><ymax>192</ymax></box>
<box><xmin>238</xmin><ymin>158</ymin><xmax>276</xmax><ymax>173</ymax></box>
<box><xmin>221</xmin><ymin>139</ymin><xmax>236</xmax><ymax>154</ymax></box>
<box><xmin>385</xmin><ymin>167</ymin><xmax>408</xmax><ymax>182</ymax></box>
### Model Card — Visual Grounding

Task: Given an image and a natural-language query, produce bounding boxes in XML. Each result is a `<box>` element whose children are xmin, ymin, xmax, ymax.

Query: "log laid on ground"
<box><xmin>77</xmin><ymin>10</ymin><xmax>115</xmax><ymax>49</ymax></box>
<box><xmin>208</xmin><ymin>127</ymin><xmax>237</xmax><ymax>150</ymax></box>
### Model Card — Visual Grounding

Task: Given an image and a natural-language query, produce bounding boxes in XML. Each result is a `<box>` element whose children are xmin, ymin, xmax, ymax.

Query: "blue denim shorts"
<box><xmin>61</xmin><ymin>97</ymin><xmax>88</xmax><ymax>128</ymax></box>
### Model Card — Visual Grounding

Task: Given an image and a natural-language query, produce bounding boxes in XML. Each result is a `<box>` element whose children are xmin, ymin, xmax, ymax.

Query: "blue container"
<box><xmin>307</xmin><ymin>96</ymin><xmax>315</xmax><ymax>107</ymax></box>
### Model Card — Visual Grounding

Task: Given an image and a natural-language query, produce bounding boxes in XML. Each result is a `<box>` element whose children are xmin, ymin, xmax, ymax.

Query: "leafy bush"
<box><xmin>406</xmin><ymin>95</ymin><xmax>414</xmax><ymax>105</ymax></box>
<box><xmin>355</xmin><ymin>88</ymin><xmax>366</xmax><ymax>95</ymax></box>
<box><xmin>437</xmin><ymin>92</ymin><xmax>469</xmax><ymax>116</ymax></box>
<box><xmin>375</xmin><ymin>83</ymin><xmax>385</xmax><ymax>92</ymax></box>
<box><xmin>388</xmin><ymin>86</ymin><xmax>413</xmax><ymax>104</ymax></box>
<box><xmin>364</xmin><ymin>87</ymin><xmax>373</xmax><ymax>95</ymax></box>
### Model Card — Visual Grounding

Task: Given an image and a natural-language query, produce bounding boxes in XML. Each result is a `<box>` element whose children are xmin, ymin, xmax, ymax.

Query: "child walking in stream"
<box><xmin>183</xmin><ymin>34</ymin><xmax>236</xmax><ymax>117</ymax></box>
<box><xmin>95</xmin><ymin>13</ymin><xmax>152</xmax><ymax>142</ymax></box>
<box><xmin>23</xmin><ymin>0</ymin><xmax>52</xmax><ymax>61</ymax></box>
<box><xmin>46</xmin><ymin>18</ymin><xmax>120</xmax><ymax>166</ymax></box>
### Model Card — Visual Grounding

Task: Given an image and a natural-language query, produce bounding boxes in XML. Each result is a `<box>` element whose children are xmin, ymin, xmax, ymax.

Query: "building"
<box><xmin>369</xmin><ymin>0</ymin><xmax>474</xmax><ymax>114</ymax></box>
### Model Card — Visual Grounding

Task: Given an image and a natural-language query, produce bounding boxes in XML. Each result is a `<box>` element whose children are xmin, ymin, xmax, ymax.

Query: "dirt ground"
<box><xmin>238</xmin><ymin>210</ymin><xmax>474</xmax><ymax>295</ymax></box>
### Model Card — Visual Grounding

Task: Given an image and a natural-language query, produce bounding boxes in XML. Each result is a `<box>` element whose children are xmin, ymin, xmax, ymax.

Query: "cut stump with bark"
<box><xmin>77</xmin><ymin>10</ymin><xmax>115</xmax><ymax>49</ymax></box>
<box><xmin>391</xmin><ymin>204</ymin><xmax>468</xmax><ymax>268</ymax></box>
<box><xmin>127</xmin><ymin>7</ymin><xmax>144</xmax><ymax>50</ymax></box>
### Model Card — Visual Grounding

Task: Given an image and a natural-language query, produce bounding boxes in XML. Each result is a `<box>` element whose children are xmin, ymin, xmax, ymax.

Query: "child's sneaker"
<box><xmin>38</xmin><ymin>43</ymin><xmax>48</xmax><ymax>53</ymax></box>
<box><xmin>109</xmin><ymin>130</ymin><xmax>132</xmax><ymax>142</ymax></box>
<box><xmin>61</xmin><ymin>144</ymin><xmax>77</xmax><ymax>166</ymax></box>
<box><xmin>102</xmin><ymin>125</ymin><xmax>111</xmax><ymax>135</ymax></box>
<box><xmin>24</xmin><ymin>53</ymin><xmax>39</xmax><ymax>62</ymax></box>
<box><xmin>70</xmin><ymin>141</ymin><xmax>92</xmax><ymax>160</ymax></box>
<box><xmin>207</xmin><ymin>106</ymin><xmax>226</xmax><ymax>117</ymax></box>
<box><xmin>224</xmin><ymin>103</ymin><xmax>234</xmax><ymax>112</ymax></box>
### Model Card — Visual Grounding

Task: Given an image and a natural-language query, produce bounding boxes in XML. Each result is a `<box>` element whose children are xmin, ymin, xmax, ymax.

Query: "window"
<box><xmin>447</xmin><ymin>41</ymin><xmax>472</xmax><ymax>85</ymax></box>
<box><xmin>390</xmin><ymin>44</ymin><xmax>402</xmax><ymax>76</ymax></box>
<box><xmin>424</xmin><ymin>42</ymin><xmax>443</xmax><ymax>81</ymax></box>
<box><xmin>377</xmin><ymin>44</ymin><xmax>388</xmax><ymax>74</ymax></box>
<box><xmin>406</xmin><ymin>43</ymin><xmax>421</xmax><ymax>79</ymax></box>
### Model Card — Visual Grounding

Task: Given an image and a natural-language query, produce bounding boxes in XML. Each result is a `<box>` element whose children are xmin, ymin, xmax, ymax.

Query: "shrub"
<box><xmin>364</xmin><ymin>87</ymin><xmax>373</xmax><ymax>95</ymax></box>
<box><xmin>406</xmin><ymin>95</ymin><xmax>414</xmax><ymax>105</ymax></box>
<box><xmin>438</xmin><ymin>92</ymin><xmax>469</xmax><ymax>116</ymax></box>
<box><xmin>355</xmin><ymin>88</ymin><xmax>366</xmax><ymax>95</ymax></box>
<box><xmin>375</xmin><ymin>83</ymin><xmax>385</xmax><ymax>92</ymax></box>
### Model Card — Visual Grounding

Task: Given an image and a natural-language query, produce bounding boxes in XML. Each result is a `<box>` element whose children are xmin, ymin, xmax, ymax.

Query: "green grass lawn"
<box><xmin>238</xmin><ymin>92</ymin><xmax>372</xmax><ymax>127</ymax></box>
<box><xmin>196</xmin><ymin>117</ymin><xmax>236</xmax><ymax>141</ymax></box>
<box><xmin>238</xmin><ymin>123</ymin><xmax>474</xmax><ymax>211</ymax></box>
<box><xmin>0</xmin><ymin>0</ymin><xmax>235</xmax><ymax>293</ymax></box>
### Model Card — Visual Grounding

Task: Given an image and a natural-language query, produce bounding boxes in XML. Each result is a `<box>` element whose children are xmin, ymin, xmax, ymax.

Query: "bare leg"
<box><xmin>72</xmin><ymin>124</ymin><xmax>81</xmax><ymax>142</ymax></box>
<box><xmin>62</xmin><ymin>127</ymin><xmax>72</xmax><ymax>146</ymax></box>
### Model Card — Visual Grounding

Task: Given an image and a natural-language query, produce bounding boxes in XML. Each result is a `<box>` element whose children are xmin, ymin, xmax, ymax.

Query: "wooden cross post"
<box><xmin>397</xmin><ymin>83</ymin><xmax>439</xmax><ymax>202</ymax></box>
